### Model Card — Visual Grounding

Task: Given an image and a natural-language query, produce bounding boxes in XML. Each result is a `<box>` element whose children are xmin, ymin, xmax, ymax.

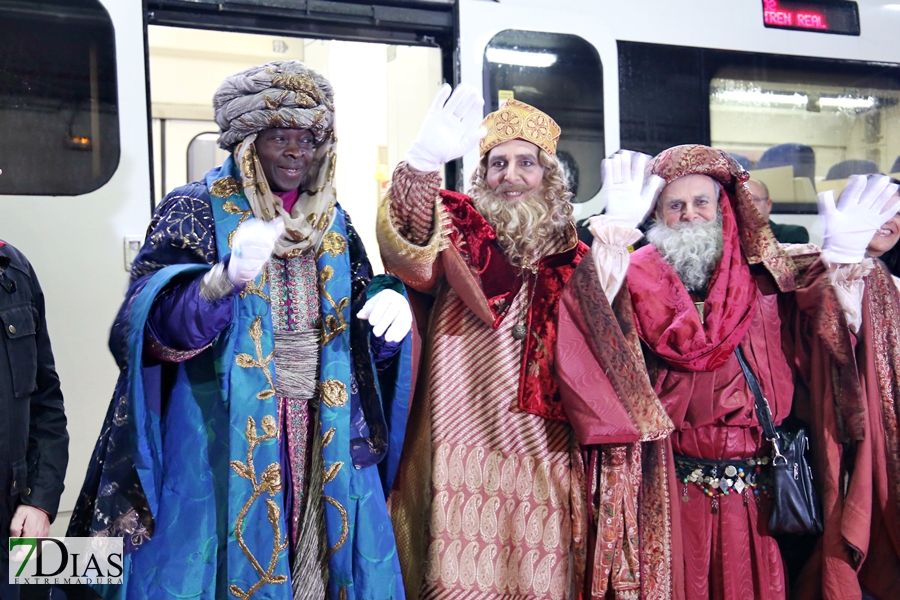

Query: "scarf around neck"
<box><xmin>235</xmin><ymin>132</ymin><xmax>337</xmax><ymax>258</ymax></box>
<box><xmin>626</xmin><ymin>189</ymin><xmax>758</xmax><ymax>372</ymax></box>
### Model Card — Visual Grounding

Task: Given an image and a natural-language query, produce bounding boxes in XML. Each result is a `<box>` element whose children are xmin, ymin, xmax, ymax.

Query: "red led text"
<box><xmin>763</xmin><ymin>0</ymin><xmax>829</xmax><ymax>30</ymax></box>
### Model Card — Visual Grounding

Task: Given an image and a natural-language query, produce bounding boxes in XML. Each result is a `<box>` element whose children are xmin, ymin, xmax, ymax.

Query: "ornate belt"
<box><xmin>674</xmin><ymin>454</ymin><xmax>771</xmax><ymax>513</ymax></box>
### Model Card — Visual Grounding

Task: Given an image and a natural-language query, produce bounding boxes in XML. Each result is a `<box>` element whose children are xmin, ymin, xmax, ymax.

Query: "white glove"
<box><xmin>404</xmin><ymin>83</ymin><xmax>486</xmax><ymax>173</ymax></box>
<box><xmin>227</xmin><ymin>217</ymin><xmax>285</xmax><ymax>286</ymax></box>
<box><xmin>818</xmin><ymin>174</ymin><xmax>900</xmax><ymax>264</ymax></box>
<box><xmin>600</xmin><ymin>150</ymin><xmax>666</xmax><ymax>230</ymax></box>
<box><xmin>357</xmin><ymin>289</ymin><xmax>412</xmax><ymax>343</ymax></box>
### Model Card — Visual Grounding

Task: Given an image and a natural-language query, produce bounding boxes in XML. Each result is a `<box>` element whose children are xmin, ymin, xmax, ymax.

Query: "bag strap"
<box><xmin>734</xmin><ymin>345</ymin><xmax>781</xmax><ymax>445</ymax></box>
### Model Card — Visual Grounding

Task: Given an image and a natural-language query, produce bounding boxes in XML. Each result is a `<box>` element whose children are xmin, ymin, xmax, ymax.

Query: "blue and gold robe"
<box><xmin>68</xmin><ymin>157</ymin><xmax>411</xmax><ymax>600</ymax></box>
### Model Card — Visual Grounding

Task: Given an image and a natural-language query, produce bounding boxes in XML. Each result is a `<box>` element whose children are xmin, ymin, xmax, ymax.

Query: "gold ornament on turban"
<box><xmin>478</xmin><ymin>99</ymin><xmax>561</xmax><ymax>158</ymax></box>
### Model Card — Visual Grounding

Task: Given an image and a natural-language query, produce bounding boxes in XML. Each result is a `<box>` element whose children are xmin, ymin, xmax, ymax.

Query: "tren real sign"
<box><xmin>761</xmin><ymin>0</ymin><xmax>860</xmax><ymax>36</ymax></box>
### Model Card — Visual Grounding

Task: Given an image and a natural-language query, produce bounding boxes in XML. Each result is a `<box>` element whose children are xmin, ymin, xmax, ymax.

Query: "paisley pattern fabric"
<box><xmin>418</xmin><ymin>289</ymin><xmax>581</xmax><ymax>599</ymax></box>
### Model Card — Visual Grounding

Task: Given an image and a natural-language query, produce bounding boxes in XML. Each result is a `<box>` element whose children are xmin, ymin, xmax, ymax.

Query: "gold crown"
<box><xmin>479</xmin><ymin>99</ymin><xmax>561</xmax><ymax>157</ymax></box>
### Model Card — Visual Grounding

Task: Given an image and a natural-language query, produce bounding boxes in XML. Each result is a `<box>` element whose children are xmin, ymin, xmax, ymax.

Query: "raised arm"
<box><xmin>817</xmin><ymin>175</ymin><xmax>900</xmax><ymax>332</ymax></box>
<box><xmin>377</xmin><ymin>83</ymin><xmax>485</xmax><ymax>292</ymax></box>
<box><xmin>587</xmin><ymin>151</ymin><xmax>665</xmax><ymax>302</ymax></box>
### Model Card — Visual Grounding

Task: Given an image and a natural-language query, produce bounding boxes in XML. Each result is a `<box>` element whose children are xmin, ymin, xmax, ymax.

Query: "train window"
<box><xmin>484</xmin><ymin>30</ymin><xmax>603</xmax><ymax>202</ymax></box>
<box><xmin>711</xmin><ymin>70</ymin><xmax>900</xmax><ymax>210</ymax></box>
<box><xmin>0</xmin><ymin>0</ymin><xmax>119</xmax><ymax>196</ymax></box>
<box><xmin>618</xmin><ymin>41</ymin><xmax>900</xmax><ymax>213</ymax></box>
<box><xmin>187</xmin><ymin>133</ymin><xmax>229</xmax><ymax>184</ymax></box>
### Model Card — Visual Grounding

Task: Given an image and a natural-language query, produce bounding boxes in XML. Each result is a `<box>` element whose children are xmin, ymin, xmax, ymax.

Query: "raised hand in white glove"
<box><xmin>600</xmin><ymin>150</ymin><xmax>666</xmax><ymax>230</ymax></box>
<box><xmin>405</xmin><ymin>83</ymin><xmax>486</xmax><ymax>173</ymax></box>
<box><xmin>227</xmin><ymin>217</ymin><xmax>285</xmax><ymax>286</ymax></box>
<box><xmin>356</xmin><ymin>289</ymin><xmax>412</xmax><ymax>343</ymax></box>
<box><xmin>818</xmin><ymin>174</ymin><xmax>900</xmax><ymax>264</ymax></box>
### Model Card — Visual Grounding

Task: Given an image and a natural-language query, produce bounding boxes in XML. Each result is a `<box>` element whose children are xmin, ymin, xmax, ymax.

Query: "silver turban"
<box><xmin>213</xmin><ymin>60</ymin><xmax>335</xmax><ymax>150</ymax></box>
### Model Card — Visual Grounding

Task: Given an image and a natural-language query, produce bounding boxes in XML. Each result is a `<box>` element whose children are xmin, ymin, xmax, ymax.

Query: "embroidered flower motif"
<box><xmin>320</xmin><ymin>379</ymin><xmax>348</xmax><ymax>407</ymax></box>
<box><xmin>318</xmin><ymin>231</ymin><xmax>347</xmax><ymax>258</ymax></box>
<box><xmin>495</xmin><ymin>110</ymin><xmax>522</xmax><ymax>138</ymax></box>
<box><xmin>260</xmin><ymin>463</ymin><xmax>283</xmax><ymax>495</ymax></box>
<box><xmin>524</xmin><ymin>113</ymin><xmax>550</xmax><ymax>143</ymax></box>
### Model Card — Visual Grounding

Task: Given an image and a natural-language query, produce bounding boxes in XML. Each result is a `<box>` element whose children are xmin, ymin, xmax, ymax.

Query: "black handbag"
<box><xmin>735</xmin><ymin>346</ymin><xmax>823</xmax><ymax>535</ymax></box>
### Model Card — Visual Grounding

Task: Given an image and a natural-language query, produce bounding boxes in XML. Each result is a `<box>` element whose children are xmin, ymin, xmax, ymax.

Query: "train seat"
<box><xmin>728</xmin><ymin>153</ymin><xmax>752</xmax><ymax>171</ymax></box>
<box><xmin>825</xmin><ymin>159</ymin><xmax>879</xmax><ymax>180</ymax></box>
<box><xmin>748</xmin><ymin>165</ymin><xmax>816</xmax><ymax>205</ymax></box>
<box><xmin>890</xmin><ymin>156</ymin><xmax>900</xmax><ymax>175</ymax></box>
<box><xmin>757</xmin><ymin>143</ymin><xmax>816</xmax><ymax>189</ymax></box>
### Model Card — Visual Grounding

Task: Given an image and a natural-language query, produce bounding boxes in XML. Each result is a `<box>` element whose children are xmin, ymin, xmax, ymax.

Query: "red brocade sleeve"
<box><xmin>386</xmin><ymin>162</ymin><xmax>442</xmax><ymax>245</ymax></box>
<box><xmin>377</xmin><ymin>163</ymin><xmax>448</xmax><ymax>294</ymax></box>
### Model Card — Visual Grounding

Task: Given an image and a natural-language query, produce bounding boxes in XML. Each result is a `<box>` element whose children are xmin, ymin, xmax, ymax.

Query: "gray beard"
<box><xmin>645</xmin><ymin>214</ymin><xmax>724</xmax><ymax>293</ymax></box>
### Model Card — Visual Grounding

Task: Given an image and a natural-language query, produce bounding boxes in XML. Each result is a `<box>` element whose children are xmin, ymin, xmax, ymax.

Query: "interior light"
<box><xmin>715</xmin><ymin>89</ymin><xmax>808</xmax><ymax>107</ymax></box>
<box><xmin>885</xmin><ymin>4</ymin><xmax>900</xmax><ymax>10</ymax></box>
<box><xmin>818</xmin><ymin>96</ymin><xmax>876</xmax><ymax>109</ymax></box>
<box><xmin>66</xmin><ymin>136</ymin><xmax>92</xmax><ymax>150</ymax></box>
<box><xmin>486</xmin><ymin>48</ymin><xmax>557</xmax><ymax>68</ymax></box>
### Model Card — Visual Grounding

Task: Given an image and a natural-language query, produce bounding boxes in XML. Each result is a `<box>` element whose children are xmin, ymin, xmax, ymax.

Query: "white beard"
<box><xmin>645</xmin><ymin>213</ymin><xmax>724</xmax><ymax>293</ymax></box>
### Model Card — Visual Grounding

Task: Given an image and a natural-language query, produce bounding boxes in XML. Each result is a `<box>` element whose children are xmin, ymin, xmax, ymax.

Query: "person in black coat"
<box><xmin>0</xmin><ymin>239</ymin><xmax>68</xmax><ymax>600</ymax></box>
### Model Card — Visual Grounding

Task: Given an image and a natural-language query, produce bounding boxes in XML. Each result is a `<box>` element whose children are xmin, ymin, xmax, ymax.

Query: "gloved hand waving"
<box><xmin>818</xmin><ymin>174</ymin><xmax>900</xmax><ymax>264</ymax></box>
<box><xmin>357</xmin><ymin>289</ymin><xmax>412</xmax><ymax>343</ymax></box>
<box><xmin>227</xmin><ymin>217</ymin><xmax>285</xmax><ymax>286</ymax></box>
<box><xmin>404</xmin><ymin>83</ymin><xmax>486</xmax><ymax>173</ymax></box>
<box><xmin>600</xmin><ymin>150</ymin><xmax>666</xmax><ymax>230</ymax></box>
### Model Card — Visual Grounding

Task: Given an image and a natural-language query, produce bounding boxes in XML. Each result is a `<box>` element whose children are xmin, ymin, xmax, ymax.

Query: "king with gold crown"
<box><xmin>376</xmin><ymin>85</ymin><xmax>589</xmax><ymax>599</ymax></box>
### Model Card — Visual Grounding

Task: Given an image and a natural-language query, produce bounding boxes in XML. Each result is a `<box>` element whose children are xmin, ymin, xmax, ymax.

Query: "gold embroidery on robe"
<box><xmin>211</xmin><ymin>177</ymin><xmax>241</xmax><ymax>198</ymax></box>
<box><xmin>319</xmin><ymin>266</ymin><xmax>349</xmax><ymax>345</ymax></box>
<box><xmin>318</xmin><ymin>231</ymin><xmax>347</xmax><ymax>259</ymax></box>
<box><xmin>230</xmin><ymin>415</ymin><xmax>289</xmax><ymax>599</ymax></box>
<box><xmin>320</xmin><ymin>379</ymin><xmax>348</xmax><ymax>408</ymax></box>
<box><xmin>235</xmin><ymin>316</ymin><xmax>276</xmax><ymax>400</ymax></box>
<box><xmin>321</xmin><ymin>426</ymin><xmax>349</xmax><ymax>557</ymax></box>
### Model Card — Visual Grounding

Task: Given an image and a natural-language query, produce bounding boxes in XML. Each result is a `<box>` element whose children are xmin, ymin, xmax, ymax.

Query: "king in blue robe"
<box><xmin>66</xmin><ymin>61</ymin><xmax>412</xmax><ymax>600</ymax></box>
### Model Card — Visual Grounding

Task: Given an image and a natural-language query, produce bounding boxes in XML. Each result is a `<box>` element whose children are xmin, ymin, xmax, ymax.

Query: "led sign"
<box><xmin>762</xmin><ymin>0</ymin><xmax>860</xmax><ymax>35</ymax></box>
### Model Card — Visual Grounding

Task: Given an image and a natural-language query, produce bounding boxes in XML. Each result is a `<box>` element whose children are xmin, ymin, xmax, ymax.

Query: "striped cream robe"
<box><xmin>377</xmin><ymin>163</ymin><xmax>586</xmax><ymax>600</ymax></box>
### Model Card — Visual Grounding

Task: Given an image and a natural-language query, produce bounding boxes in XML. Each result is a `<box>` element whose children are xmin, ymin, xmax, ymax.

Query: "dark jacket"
<box><xmin>769</xmin><ymin>220</ymin><xmax>810</xmax><ymax>244</ymax></box>
<box><xmin>0</xmin><ymin>241</ymin><xmax>68</xmax><ymax>528</ymax></box>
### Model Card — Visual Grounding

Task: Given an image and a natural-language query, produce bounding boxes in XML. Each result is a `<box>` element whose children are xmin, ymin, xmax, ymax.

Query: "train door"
<box><xmin>457</xmin><ymin>0</ymin><xmax>609</xmax><ymax>219</ymax></box>
<box><xmin>0</xmin><ymin>0</ymin><xmax>152</xmax><ymax>526</ymax></box>
<box><xmin>0</xmin><ymin>0</ymin><xmax>452</xmax><ymax>530</ymax></box>
<box><xmin>145</xmin><ymin>5</ymin><xmax>450</xmax><ymax>273</ymax></box>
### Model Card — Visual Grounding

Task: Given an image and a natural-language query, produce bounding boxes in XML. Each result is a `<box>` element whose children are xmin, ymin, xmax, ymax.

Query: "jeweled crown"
<box><xmin>479</xmin><ymin>99</ymin><xmax>561</xmax><ymax>158</ymax></box>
